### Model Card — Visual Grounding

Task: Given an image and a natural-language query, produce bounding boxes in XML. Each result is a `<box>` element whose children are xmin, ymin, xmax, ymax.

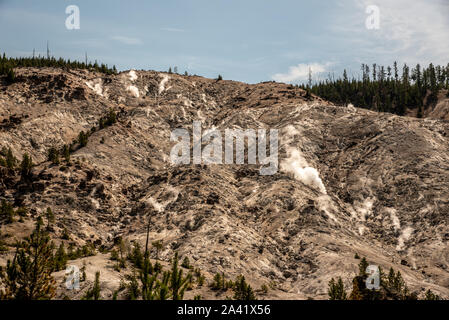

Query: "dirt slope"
<box><xmin>1</xmin><ymin>67</ymin><xmax>448</xmax><ymax>299</ymax></box>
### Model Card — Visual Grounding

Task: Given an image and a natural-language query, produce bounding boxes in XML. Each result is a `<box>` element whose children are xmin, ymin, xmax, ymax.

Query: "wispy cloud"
<box><xmin>333</xmin><ymin>0</ymin><xmax>449</xmax><ymax>65</ymax></box>
<box><xmin>272</xmin><ymin>62</ymin><xmax>332</xmax><ymax>83</ymax></box>
<box><xmin>110</xmin><ymin>36</ymin><xmax>143</xmax><ymax>45</ymax></box>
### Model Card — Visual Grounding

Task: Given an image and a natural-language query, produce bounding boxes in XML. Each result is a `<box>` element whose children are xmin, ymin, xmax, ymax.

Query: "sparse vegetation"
<box><xmin>328</xmin><ymin>277</ymin><xmax>347</xmax><ymax>300</ymax></box>
<box><xmin>20</xmin><ymin>153</ymin><xmax>33</xmax><ymax>180</ymax></box>
<box><xmin>169</xmin><ymin>252</ymin><xmax>192</xmax><ymax>300</ymax></box>
<box><xmin>0</xmin><ymin>147</ymin><xmax>17</xmax><ymax>169</ymax></box>
<box><xmin>83</xmin><ymin>271</ymin><xmax>101</xmax><ymax>300</ymax></box>
<box><xmin>128</xmin><ymin>242</ymin><xmax>144</xmax><ymax>269</ymax></box>
<box><xmin>232</xmin><ymin>275</ymin><xmax>256</xmax><ymax>300</ymax></box>
<box><xmin>181</xmin><ymin>256</ymin><xmax>191</xmax><ymax>269</ymax></box>
<box><xmin>45</xmin><ymin>207</ymin><xmax>55</xmax><ymax>230</ymax></box>
<box><xmin>327</xmin><ymin>257</ymin><xmax>430</xmax><ymax>300</ymax></box>
<box><xmin>152</xmin><ymin>240</ymin><xmax>163</xmax><ymax>261</ymax></box>
<box><xmin>47</xmin><ymin>147</ymin><xmax>60</xmax><ymax>164</ymax></box>
<box><xmin>0</xmin><ymin>52</ymin><xmax>117</xmax><ymax>76</ymax></box>
<box><xmin>0</xmin><ymin>232</ymin><xmax>8</xmax><ymax>253</ymax></box>
<box><xmin>53</xmin><ymin>243</ymin><xmax>68</xmax><ymax>271</ymax></box>
<box><xmin>62</xmin><ymin>145</ymin><xmax>71</xmax><ymax>163</ymax></box>
<box><xmin>78</xmin><ymin>131</ymin><xmax>88</xmax><ymax>147</ymax></box>
<box><xmin>0</xmin><ymin>220</ymin><xmax>56</xmax><ymax>300</ymax></box>
<box><xmin>424</xmin><ymin>289</ymin><xmax>441</xmax><ymax>300</ymax></box>
<box><xmin>0</xmin><ymin>200</ymin><xmax>15</xmax><ymax>224</ymax></box>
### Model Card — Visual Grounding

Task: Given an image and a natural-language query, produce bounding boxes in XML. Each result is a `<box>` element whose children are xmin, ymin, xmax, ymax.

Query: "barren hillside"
<box><xmin>1</xmin><ymin>67</ymin><xmax>448</xmax><ymax>299</ymax></box>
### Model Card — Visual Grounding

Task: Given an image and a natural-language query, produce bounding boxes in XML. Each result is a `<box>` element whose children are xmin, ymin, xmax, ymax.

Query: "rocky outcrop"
<box><xmin>0</xmin><ymin>67</ymin><xmax>448</xmax><ymax>299</ymax></box>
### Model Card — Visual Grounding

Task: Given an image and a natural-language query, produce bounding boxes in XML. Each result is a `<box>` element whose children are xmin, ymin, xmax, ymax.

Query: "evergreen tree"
<box><xmin>328</xmin><ymin>277</ymin><xmax>347</xmax><ymax>300</ymax></box>
<box><xmin>47</xmin><ymin>147</ymin><xmax>60</xmax><ymax>164</ymax></box>
<box><xmin>83</xmin><ymin>271</ymin><xmax>101</xmax><ymax>300</ymax></box>
<box><xmin>20</xmin><ymin>153</ymin><xmax>33</xmax><ymax>180</ymax></box>
<box><xmin>78</xmin><ymin>131</ymin><xmax>88</xmax><ymax>147</ymax></box>
<box><xmin>424</xmin><ymin>289</ymin><xmax>441</xmax><ymax>300</ymax></box>
<box><xmin>53</xmin><ymin>243</ymin><xmax>67</xmax><ymax>271</ymax></box>
<box><xmin>45</xmin><ymin>207</ymin><xmax>55</xmax><ymax>230</ymax></box>
<box><xmin>5</xmin><ymin>148</ymin><xmax>16</xmax><ymax>169</ymax></box>
<box><xmin>62</xmin><ymin>145</ymin><xmax>70</xmax><ymax>163</ymax></box>
<box><xmin>0</xmin><ymin>200</ymin><xmax>15</xmax><ymax>224</ymax></box>
<box><xmin>152</xmin><ymin>240</ymin><xmax>163</xmax><ymax>261</ymax></box>
<box><xmin>0</xmin><ymin>221</ymin><xmax>56</xmax><ymax>300</ymax></box>
<box><xmin>169</xmin><ymin>252</ymin><xmax>191</xmax><ymax>300</ymax></box>
<box><xmin>349</xmin><ymin>277</ymin><xmax>364</xmax><ymax>300</ymax></box>
<box><xmin>307</xmin><ymin>62</ymin><xmax>448</xmax><ymax>117</ymax></box>
<box><xmin>358</xmin><ymin>257</ymin><xmax>369</xmax><ymax>277</ymax></box>
<box><xmin>233</xmin><ymin>275</ymin><xmax>256</xmax><ymax>300</ymax></box>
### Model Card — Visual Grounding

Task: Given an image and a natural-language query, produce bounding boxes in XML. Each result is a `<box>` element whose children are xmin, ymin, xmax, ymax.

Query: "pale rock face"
<box><xmin>1</xmin><ymin>67</ymin><xmax>449</xmax><ymax>300</ymax></box>
<box><xmin>126</xmin><ymin>85</ymin><xmax>139</xmax><ymax>98</ymax></box>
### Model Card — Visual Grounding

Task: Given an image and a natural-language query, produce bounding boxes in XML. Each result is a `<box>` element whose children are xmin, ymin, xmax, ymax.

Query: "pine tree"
<box><xmin>0</xmin><ymin>221</ymin><xmax>56</xmax><ymax>299</ymax></box>
<box><xmin>181</xmin><ymin>256</ymin><xmax>191</xmax><ymax>269</ymax></box>
<box><xmin>211</xmin><ymin>272</ymin><xmax>223</xmax><ymax>290</ymax></box>
<box><xmin>126</xmin><ymin>273</ymin><xmax>141</xmax><ymax>300</ymax></box>
<box><xmin>20</xmin><ymin>153</ymin><xmax>33</xmax><ymax>180</ymax></box>
<box><xmin>5</xmin><ymin>148</ymin><xmax>16</xmax><ymax>169</ymax></box>
<box><xmin>78</xmin><ymin>131</ymin><xmax>88</xmax><ymax>147</ymax></box>
<box><xmin>424</xmin><ymin>289</ymin><xmax>441</xmax><ymax>300</ymax></box>
<box><xmin>152</xmin><ymin>240</ymin><xmax>163</xmax><ymax>261</ymax></box>
<box><xmin>53</xmin><ymin>243</ymin><xmax>67</xmax><ymax>271</ymax></box>
<box><xmin>62</xmin><ymin>145</ymin><xmax>70</xmax><ymax>163</ymax></box>
<box><xmin>83</xmin><ymin>271</ymin><xmax>101</xmax><ymax>300</ymax></box>
<box><xmin>0</xmin><ymin>200</ymin><xmax>15</xmax><ymax>224</ymax></box>
<box><xmin>169</xmin><ymin>252</ymin><xmax>191</xmax><ymax>300</ymax></box>
<box><xmin>233</xmin><ymin>275</ymin><xmax>256</xmax><ymax>300</ymax></box>
<box><xmin>129</xmin><ymin>242</ymin><xmax>143</xmax><ymax>269</ymax></box>
<box><xmin>45</xmin><ymin>207</ymin><xmax>55</xmax><ymax>230</ymax></box>
<box><xmin>47</xmin><ymin>147</ymin><xmax>60</xmax><ymax>164</ymax></box>
<box><xmin>328</xmin><ymin>277</ymin><xmax>347</xmax><ymax>300</ymax></box>
<box><xmin>155</xmin><ymin>271</ymin><xmax>171</xmax><ymax>300</ymax></box>
<box><xmin>394</xmin><ymin>61</ymin><xmax>399</xmax><ymax>82</ymax></box>
<box><xmin>349</xmin><ymin>277</ymin><xmax>364</xmax><ymax>300</ymax></box>
<box><xmin>358</xmin><ymin>257</ymin><xmax>369</xmax><ymax>277</ymax></box>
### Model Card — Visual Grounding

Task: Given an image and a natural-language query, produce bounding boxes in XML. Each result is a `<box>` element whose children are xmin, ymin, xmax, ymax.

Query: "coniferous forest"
<box><xmin>0</xmin><ymin>53</ymin><xmax>117</xmax><ymax>83</ymax></box>
<box><xmin>301</xmin><ymin>62</ymin><xmax>449</xmax><ymax>117</ymax></box>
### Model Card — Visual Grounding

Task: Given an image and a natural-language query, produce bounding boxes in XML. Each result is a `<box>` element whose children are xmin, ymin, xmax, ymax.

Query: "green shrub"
<box><xmin>233</xmin><ymin>275</ymin><xmax>256</xmax><ymax>300</ymax></box>
<box><xmin>5</xmin><ymin>148</ymin><xmax>16</xmax><ymax>169</ymax></box>
<box><xmin>78</xmin><ymin>131</ymin><xmax>88</xmax><ymax>147</ymax></box>
<box><xmin>181</xmin><ymin>256</ymin><xmax>191</xmax><ymax>269</ymax></box>
<box><xmin>83</xmin><ymin>271</ymin><xmax>101</xmax><ymax>300</ymax></box>
<box><xmin>62</xmin><ymin>145</ymin><xmax>70</xmax><ymax>163</ymax></box>
<box><xmin>47</xmin><ymin>147</ymin><xmax>60</xmax><ymax>164</ymax></box>
<box><xmin>328</xmin><ymin>277</ymin><xmax>347</xmax><ymax>300</ymax></box>
<box><xmin>20</xmin><ymin>153</ymin><xmax>33</xmax><ymax>179</ymax></box>
<box><xmin>0</xmin><ymin>200</ymin><xmax>15</xmax><ymax>224</ymax></box>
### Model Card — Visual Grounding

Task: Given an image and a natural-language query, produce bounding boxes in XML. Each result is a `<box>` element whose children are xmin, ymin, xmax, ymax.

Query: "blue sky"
<box><xmin>0</xmin><ymin>0</ymin><xmax>448</xmax><ymax>84</ymax></box>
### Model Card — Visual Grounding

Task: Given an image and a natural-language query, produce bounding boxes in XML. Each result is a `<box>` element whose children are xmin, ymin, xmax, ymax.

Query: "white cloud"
<box><xmin>111</xmin><ymin>36</ymin><xmax>143</xmax><ymax>45</ymax></box>
<box><xmin>272</xmin><ymin>62</ymin><xmax>331</xmax><ymax>83</ymax></box>
<box><xmin>338</xmin><ymin>0</ymin><xmax>449</xmax><ymax>65</ymax></box>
